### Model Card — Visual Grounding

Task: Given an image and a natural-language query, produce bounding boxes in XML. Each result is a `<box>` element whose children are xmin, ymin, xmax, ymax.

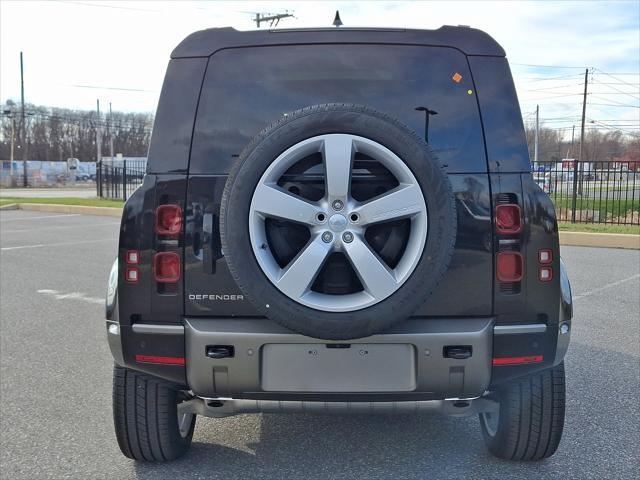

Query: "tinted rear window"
<box><xmin>190</xmin><ymin>45</ymin><xmax>487</xmax><ymax>174</ymax></box>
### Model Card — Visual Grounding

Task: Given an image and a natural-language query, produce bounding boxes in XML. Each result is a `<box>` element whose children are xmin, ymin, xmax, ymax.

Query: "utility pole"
<box><xmin>96</xmin><ymin>99</ymin><xmax>102</xmax><ymax>197</ymax></box>
<box><xmin>9</xmin><ymin>114</ymin><xmax>15</xmax><ymax>162</ymax></box>
<box><xmin>96</xmin><ymin>99</ymin><xmax>102</xmax><ymax>163</ymax></box>
<box><xmin>20</xmin><ymin>52</ymin><xmax>27</xmax><ymax>187</ymax></box>
<box><xmin>534</xmin><ymin>104</ymin><xmax>539</xmax><ymax>165</ymax></box>
<box><xmin>109</xmin><ymin>102</ymin><xmax>114</xmax><ymax>161</ymax></box>
<box><xmin>571</xmin><ymin>68</ymin><xmax>589</xmax><ymax>222</ymax></box>
<box><xmin>566</xmin><ymin>124</ymin><xmax>575</xmax><ymax>159</ymax></box>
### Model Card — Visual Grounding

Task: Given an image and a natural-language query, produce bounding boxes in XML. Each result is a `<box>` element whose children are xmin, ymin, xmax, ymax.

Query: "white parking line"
<box><xmin>0</xmin><ymin>213</ymin><xmax>81</xmax><ymax>222</ymax></box>
<box><xmin>1</xmin><ymin>238</ymin><xmax>113</xmax><ymax>251</ymax></box>
<box><xmin>37</xmin><ymin>289</ymin><xmax>104</xmax><ymax>305</ymax></box>
<box><xmin>3</xmin><ymin>222</ymin><xmax>119</xmax><ymax>233</ymax></box>
<box><xmin>574</xmin><ymin>274</ymin><xmax>640</xmax><ymax>300</ymax></box>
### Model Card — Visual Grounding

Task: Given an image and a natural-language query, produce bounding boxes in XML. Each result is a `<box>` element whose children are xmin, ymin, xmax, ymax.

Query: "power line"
<box><xmin>522</xmin><ymin>83</ymin><xmax>584</xmax><ymax>92</ymax></box>
<box><xmin>589</xmin><ymin>96</ymin><xmax>640</xmax><ymax>108</ymax></box>
<box><xmin>589</xmin><ymin>103</ymin><xmax>640</xmax><ymax>108</ymax></box>
<box><xmin>590</xmin><ymin>78</ymin><xmax>640</xmax><ymax>101</ymax></box>
<box><xmin>72</xmin><ymin>84</ymin><xmax>158</xmax><ymax>93</ymax></box>
<box><xmin>517</xmin><ymin>73</ymin><xmax>585</xmax><ymax>83</ymax></box>
<box><xmin>511</xmin><ymin>63</ymin><xmax>587</xmax><ymax>69</ymax></box>
<box><xmin>593</xmin><ymin>68</ymin><xmax>640</xmax><ymax>89</ymax></box>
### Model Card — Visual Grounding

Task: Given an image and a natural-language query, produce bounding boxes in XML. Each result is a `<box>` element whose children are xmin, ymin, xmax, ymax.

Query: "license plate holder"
<box><xmin>261</xmin><ymin>343</ymin><xmax>416</xmax><ymax>392</ymax></box>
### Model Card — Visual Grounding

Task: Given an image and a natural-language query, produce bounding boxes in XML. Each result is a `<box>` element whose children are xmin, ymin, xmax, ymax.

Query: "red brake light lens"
<box><xmin>155</xmin><ymin>205</ymin><xmax>182</xmax><ymax>236</ymax></box>
<box><xmin>495</xmin><ymin>204</ymin><xmax>522</xmax><ymax>234</ymax></box>
<box><xmin>154</xmin><ymin>252</ymin><xmax>181</xmax><ymax>283</ymax></box>
<box><xmin>497</xmin><ymin>252</ymin><xmax>524</xmax><ymax>282</ymax></box>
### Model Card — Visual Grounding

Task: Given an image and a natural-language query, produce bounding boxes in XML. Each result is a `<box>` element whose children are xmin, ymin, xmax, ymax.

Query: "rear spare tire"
<box><xmin>220</xmin><ymin>104</ymin><xmax>456</xmax><ymax>340</ymax></box>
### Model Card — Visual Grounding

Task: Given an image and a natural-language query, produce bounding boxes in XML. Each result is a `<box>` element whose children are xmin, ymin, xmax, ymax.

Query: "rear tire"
<box><xmin>479</xmin><ymin>363</ymin><xmax>566</xmax><ymax>461</ymax></box>
<box><xmin>112</xmin><ymin>365</ymin><xmax>196</xmax><ymax>461</ymax></box>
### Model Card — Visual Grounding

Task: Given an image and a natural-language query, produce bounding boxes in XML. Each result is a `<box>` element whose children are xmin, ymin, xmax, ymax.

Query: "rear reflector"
<box><xmin>135</xmin><ymin>355</ymin><xmax>185</xmax><ymax>366</ymax></box>
<box><xmin>493</xmin><ymin>355</ymin><xmax>544</xmax><ymax>366</ymax></box>
<box><xmin>495</xmin><ymin>204</ymin><xmax>522</xmax><ymax>234</ymax></box>
<box><xmin>538</xmin><ymin>249</ymin><xmax>553</xmax><ymax>264</ymax></box>
<box><xmin>126</xmin><ymin>250</ymin><xmax>139</xmax><ymax>264</ymax></box>
<box><xmin>497</xmin><ymin>252</ymin><xmax>523</xmax><ymax>282</ymax></box>
<box><xmin>155</xmin><ymin>205</ymin><xmax>182</xmax><ymax>235</ymax></box>
<box><xmin>125</xmin><ymin>267</ymin><xmax>139</xmax><ymax>283</ymax></box>
<box><xmin>539</xmin><ymin>266</ymin><xmax>553</xmax><ymax>282</ymax></box>
<box><xmin>154</xmin><ymin>252</ymin><xmax>181</xmax><ymax>283</ymax></box>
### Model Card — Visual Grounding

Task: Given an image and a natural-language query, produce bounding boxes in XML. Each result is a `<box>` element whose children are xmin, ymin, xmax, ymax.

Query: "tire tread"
<box><xmin>112</xmin><ymin>365</ymin><xmax>194</xmax><ymax>461</ymax></box>
<box><xmin>480</xmin><ymin>363</ymin><xmax>565</xmax><ymax>461</ymax></box>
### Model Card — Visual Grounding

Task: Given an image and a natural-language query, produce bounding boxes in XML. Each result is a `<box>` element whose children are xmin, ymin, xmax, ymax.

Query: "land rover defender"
<box><xmin>106</xmin><ymin>25</ymin><xmax>572</xmax><ymax>462</ymax></box>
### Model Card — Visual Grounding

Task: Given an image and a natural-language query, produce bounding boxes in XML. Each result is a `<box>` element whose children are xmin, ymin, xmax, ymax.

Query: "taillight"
<box><xmin>539</xmin><ymin>266</ymin><xmax>553</xmax><ymax>282</ymax></box>
<box><xmin>125</xmin><ymin>267</ymin><xmax>139</xmax><ymax>283</ymax></box>
<box><xmin>154</xmin><ymin>252</ymin><xmax>181</xmax><ymax>283</ymax></box>
<box><xmin>155</xmin><ymin>205</ymin><xmax>182</xmax><ymax>235</ymax></box>
<box><xmin>538</xmin><ymin>249</ymin><xmax>552</xmax><ymax>265</ymax></box>
<box><xmin>537</xmin><ymin>248</ymin><xmax>553</xmax><ymax>282</ymax></box>
<box><xmin>495</xmin><ymin>204</ymin><xmax>522</xmax><ymax>234</ymax></box>
<box><xmin>496</xmin><ymin>252</ymin><xmax>523</xmax><ymax>282</ymax></box>
<box><xmin>125</xmin><ymin>250</ymin><xmax>139</xmax><ymax>264</ymax></box>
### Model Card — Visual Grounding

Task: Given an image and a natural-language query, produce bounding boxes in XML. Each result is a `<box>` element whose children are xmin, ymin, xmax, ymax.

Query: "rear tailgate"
<box><xmin>185</xmin><ymin>44</ymin><xmax>493</xmax><ymax>316</ymax></box>
<box><xmin>183</xmin><ymin>43</ymin><xmax>494</xmax><ymax>317</ymax></box>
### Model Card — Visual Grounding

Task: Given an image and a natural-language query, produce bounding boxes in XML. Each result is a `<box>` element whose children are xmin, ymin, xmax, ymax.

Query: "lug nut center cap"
<box><xmin>328</xmin><ymin>214</ymin><xmax>348</xmax><ymax>232</ymax></box>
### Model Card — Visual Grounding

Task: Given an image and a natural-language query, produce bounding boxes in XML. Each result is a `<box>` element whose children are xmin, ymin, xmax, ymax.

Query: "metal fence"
<box><xmin>531</xmin><ymin>161</ymin><xmax>639</xmax><ymax>226</ymax></box>
<box><xmin>97</xmin><ymin>160</ymin><xmax>146</xmax><ymax>200</ymax></box>
<box><xmin>93</xmin><ymin>158</ymin><xmax>639</xmax><ymax>226</ymax></box>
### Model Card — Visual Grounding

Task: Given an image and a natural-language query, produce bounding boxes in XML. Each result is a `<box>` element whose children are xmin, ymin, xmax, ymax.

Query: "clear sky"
<box><xmin>1</xmin><ymin>1</ymin><xmax>638</xmax><ymax>135</ymax></box>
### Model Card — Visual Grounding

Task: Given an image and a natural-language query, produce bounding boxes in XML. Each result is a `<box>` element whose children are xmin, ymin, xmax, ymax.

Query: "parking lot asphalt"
<box><xmin>1</xmin><ymin>210</ymin><xmax>638</xmax><ymax>480</ymax></box>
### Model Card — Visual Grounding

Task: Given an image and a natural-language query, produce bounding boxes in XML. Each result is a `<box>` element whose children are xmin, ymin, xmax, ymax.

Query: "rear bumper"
<box><xmin>108</xmin><ymin>312</ymin><xmax>571</xmax><ymax>399</ymax></box>
<box><xmin>184</xmin><ymin>317</ymin><xmax>493</xmax><ymax>401</ymax></box>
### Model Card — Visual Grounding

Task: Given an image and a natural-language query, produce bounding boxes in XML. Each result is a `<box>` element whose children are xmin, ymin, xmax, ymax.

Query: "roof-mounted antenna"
<box><xmin>332</xmin><ymin>10</ymin><xmax>343</xmax><ymax>27</ymax></box>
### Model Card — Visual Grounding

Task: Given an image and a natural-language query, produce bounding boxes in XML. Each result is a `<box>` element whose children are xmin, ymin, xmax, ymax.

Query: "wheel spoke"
<box><xmin>354</xmin><ymin>183</ymin><xmax>424</xmax><ymax>225</ymax></box>
<box><xmin>343</xmin><ymin>236</ymin><xmax>398</xmax><ymax>299</ymax></box>
<box><xmin>252</xmin><ymin>184</ymin><xmax>320</xmax><ymax>225</ymax></box>
<box><xmin>322</xmin><ymin>135</ymin><xmax>354</xmax><ymax>201</ymax></box>
<box><xmin>276</xmin><ymin>236</ymin><xmax>332</xmax><ymax>299</ymax></box>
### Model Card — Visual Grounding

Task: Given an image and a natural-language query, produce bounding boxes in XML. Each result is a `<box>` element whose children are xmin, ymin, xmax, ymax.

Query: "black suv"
<box><xmin>106</xmin><ymin>26</ymin><xmax>573</xmax><ymax>462</ymax></box>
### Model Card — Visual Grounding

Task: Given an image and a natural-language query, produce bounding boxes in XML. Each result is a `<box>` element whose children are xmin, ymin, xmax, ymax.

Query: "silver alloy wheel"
<box><xmin>481</xmin><ymin>410</ymin><xmax>500</xmax><ymax>437</ymax></box>
<box><xmin>249</xmin><ymin>134</ymin><xmax>428</xmax><ymax>312</ymax></box>
<box><xmin>177</xmin><ymin>410</ymin><xmax>193</xmax><ymax>438</ymax></box>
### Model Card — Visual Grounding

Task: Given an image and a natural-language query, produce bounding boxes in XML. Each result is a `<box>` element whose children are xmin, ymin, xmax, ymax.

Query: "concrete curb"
<box><xmin>3</xmin><ymin>202</ymin><xmax>638</xmax><ymax>249</ymax></box>
<box><xmin>7</xmin><ymin>203</ymin><xmax>122</xmax><ymax>218</ymax></box>
<box><xmin>559</xmin><ymin>231</ymin><xmax>640</xmax><ymax>250</ymax></box>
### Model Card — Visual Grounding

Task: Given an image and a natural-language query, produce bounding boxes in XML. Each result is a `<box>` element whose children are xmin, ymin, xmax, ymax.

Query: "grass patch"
<box><xmin>0</xmin><ymin>197</ymin><xmax>124</xmax><ymax>208</ymax></box>
<box><xmin>551</xmin><ymin>196</ymin><xmax>639</xmax><ymax>222</ymax></box>
<box><xmin>558</xmin><ymin>223</ymin><xmax>640</xmax><ymax>235</ymax></box>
